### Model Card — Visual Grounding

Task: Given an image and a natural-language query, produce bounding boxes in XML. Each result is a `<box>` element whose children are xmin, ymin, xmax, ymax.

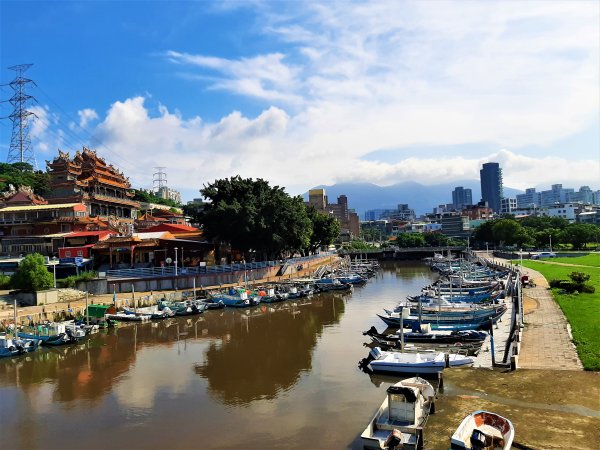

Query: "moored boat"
<box><xmin>360</xmin><ymin>347</ymin><xmax>474</xmax><ymax>375</ymax></box>
<box><xmin>361</xmin><ymin>377</ymin><xmax>436</xmax><ymax>449</ymax></box>
<box><xmin>450</xmin><ymin>410</ymin><xmax>514</xmax><ymax>450</ymax></box>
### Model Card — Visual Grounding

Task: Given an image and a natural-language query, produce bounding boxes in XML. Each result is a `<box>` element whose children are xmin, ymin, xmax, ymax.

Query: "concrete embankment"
<box><xmin>0</xmin><ymin>254</ymin><xmax>343</xmax><ymax>326</ymax></box>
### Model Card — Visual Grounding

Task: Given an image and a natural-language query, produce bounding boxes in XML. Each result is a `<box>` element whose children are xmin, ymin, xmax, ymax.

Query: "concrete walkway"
<box><xmin>517</xmin><ymin>265</ymin><xmax>583</xmax><ymax>370</ymax></box>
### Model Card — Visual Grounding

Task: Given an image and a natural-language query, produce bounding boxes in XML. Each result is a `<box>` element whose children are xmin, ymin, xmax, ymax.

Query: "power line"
<box><xmin>33</xmin><ymin>84</ymin><xmax>138</xmax><ymax>172</ymax></box>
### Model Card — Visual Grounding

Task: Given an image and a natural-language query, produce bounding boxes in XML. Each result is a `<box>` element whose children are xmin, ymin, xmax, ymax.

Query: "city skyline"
<box><xmin>1</xmin><ymin>1</ymin><xmax>598</xmax><ymax>202</ymax></box>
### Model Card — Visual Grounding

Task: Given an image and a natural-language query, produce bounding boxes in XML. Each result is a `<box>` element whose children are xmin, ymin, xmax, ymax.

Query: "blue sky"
<box><xmin>1</xmin><ymin>1</ymin><xmax>598</xmax><ymax>202</ymax></box>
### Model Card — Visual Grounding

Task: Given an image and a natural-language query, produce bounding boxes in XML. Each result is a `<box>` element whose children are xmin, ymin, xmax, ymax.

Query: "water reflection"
<box><xmin>195</xmin><ymin>293</ymin><xmax>347</xmax><ymax>406</ymax></box>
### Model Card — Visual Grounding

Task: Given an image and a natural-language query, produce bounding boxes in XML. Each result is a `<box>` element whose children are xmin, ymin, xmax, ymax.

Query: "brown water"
<box><xmin>0</xmin><ymin>262</ymin><xmax>437</xmax><ymax>450</ymax></box>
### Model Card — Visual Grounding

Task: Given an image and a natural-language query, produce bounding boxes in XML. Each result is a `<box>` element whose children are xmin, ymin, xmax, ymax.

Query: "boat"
<box><xmin>0</xmin><ymin>333</ymin><xmax>41</xmax><ymax>358</ymax></box>
<box><xmin>360</xmin><ymin>347</ymin><xmax>474</xmax><ymax>375</ymax></box>
<box><xmin>200</xmin><ymin>298</ymin><xmax>225</xmax><ymax>309</ymax></box>
<box><xmin>209</xmin><ymin>288</ymin><xmax>260</xmax><ymax>307</ymax></box>
<box><xmin>18</xmin><ymin>322</ymin><xmax>80</xmax><ymax>345</ymax></box>
<box><xmin>127</xmin><ymin>304</ymin><xmax>175</xmax><ymax>319</ymax></box>
<box><xmin>315</xmin><ymin>278</ymin><xmax>353</xmax><ymax>292</ymax></box>
<box><xmin>450</xmin><ymin>410</ymin><xmax>514</xmax><ymax>450</ymax></box>
<box><xmin>377</xmin><ymin>305</ymin><xmax>507</xmax><ymax>330</ymax></box>
<box><xmin>361</xmin><ymin>377</ymin><xmax>436</xmax><ymax>450</ymax></box>
<box><xmin>105</xmin><ymin>312</ymin><xmax>152</xmax><ymax>322</ymax></box>
<box><xmin>363</xmin><ymin>326</ymin><xmax>487</xmax><ymax>345</ymax></box>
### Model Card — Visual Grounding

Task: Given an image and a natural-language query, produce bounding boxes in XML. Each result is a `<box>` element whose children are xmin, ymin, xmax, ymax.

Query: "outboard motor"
<box><xmin>363</xmin><ymin>326</ymin><xmax>378</xmax><ymax>336</ymax></box>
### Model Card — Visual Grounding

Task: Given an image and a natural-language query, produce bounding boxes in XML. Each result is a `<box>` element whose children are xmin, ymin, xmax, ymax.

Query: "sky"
<box><xmin>1</xmin><ymin>0</ymin><xmax>599</xmax><ymax>202</ymax></box>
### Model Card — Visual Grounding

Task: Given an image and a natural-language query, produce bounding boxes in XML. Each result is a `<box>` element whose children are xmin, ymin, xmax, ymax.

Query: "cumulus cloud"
<box><xmin>78</xmin><ymin>108</ymin><xmax>98</xmax><ymax>128</ymax></box>
<box><xmin>35</xmin><ymin>1</ymin><xmax>600</xmax><ymax>196</ymax></box>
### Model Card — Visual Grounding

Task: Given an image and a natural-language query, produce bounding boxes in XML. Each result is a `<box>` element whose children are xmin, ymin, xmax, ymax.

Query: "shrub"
<box><xmin>0</xmin><ymin>274</ymin><xmax>11</xmax><ymax>289</ymax></box>
<box><xmin>569</xmin><ymin>272</ymin><xmax>591</xmax><ymax>284</ymax></box>
<box><xmin>58</xmin><ymin>271</ymin><xmax>98</xmax><ymax>288</ymax></box>
<box><xmin>10</xmin><ymin>253</ymin><xmax>54</xmax><ymax>291</ymax></box>
<box><xmin>581</xmin><ymin>284</ymin><xmax>596</xmax><ymax>294</ymax></box>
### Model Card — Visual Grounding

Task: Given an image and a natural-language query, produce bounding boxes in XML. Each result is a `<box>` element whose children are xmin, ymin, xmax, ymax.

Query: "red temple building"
<box><xmin>45</xmin><ymin>148</ymin><xmax>140</xmax><ymax>225</ymax></box>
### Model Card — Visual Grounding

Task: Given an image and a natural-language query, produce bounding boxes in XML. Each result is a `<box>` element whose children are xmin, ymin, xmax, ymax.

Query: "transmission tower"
<box><xmin>4</xmin><ymin>64</ymin><xmax>38</xmax><ymax>166</ymax></box>
<box><xmin>153</xmin><ymin>167</ymin><xmax>167</xmax><ymax>193</ymax></box>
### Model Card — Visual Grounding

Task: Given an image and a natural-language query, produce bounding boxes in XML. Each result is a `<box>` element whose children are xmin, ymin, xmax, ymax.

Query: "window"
<box><xmin>65</xmin><ymin>251</ymin><xmax>71</xmax><ymax>257</ymax></box>
<box><xmin>77</xmin><ymin>250</ymin><xmax>83</xmax><ymax>257</ymax></box>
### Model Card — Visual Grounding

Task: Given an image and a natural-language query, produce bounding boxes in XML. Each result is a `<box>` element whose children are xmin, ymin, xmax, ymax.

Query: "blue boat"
<box><xmin>18</xmin><ymin>322</ymin><xmax>79</xmax><ymax>346</ymax></box>
<box><xmin>377</xmin><ymin>304</ymin><xmax>507</xmax><ymax>330</ymax></box>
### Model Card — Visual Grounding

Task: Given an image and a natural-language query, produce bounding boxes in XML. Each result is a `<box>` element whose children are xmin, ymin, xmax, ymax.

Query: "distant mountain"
<box><xmin>303</xmin><ymin>181</ymin><xmax>523</xmax><ymax>217</ymax></box>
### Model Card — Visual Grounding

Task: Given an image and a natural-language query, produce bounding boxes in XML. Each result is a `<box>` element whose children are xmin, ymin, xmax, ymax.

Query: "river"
<box><xmin>0</xmin><ymin>262</ymin><xmax>439</xmax><ymax>450</ymax></box>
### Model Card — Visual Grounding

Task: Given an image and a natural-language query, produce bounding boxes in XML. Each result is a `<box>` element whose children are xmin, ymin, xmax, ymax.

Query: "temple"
<box><xmin>45</xmin><ymin>148</ymin><xmax>140</xmax><ymax>223</ymax></box>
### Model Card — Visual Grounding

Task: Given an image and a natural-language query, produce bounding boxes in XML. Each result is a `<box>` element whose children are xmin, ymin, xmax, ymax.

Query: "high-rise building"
<box><xmin>308</xmin><ymin>189</ymin><xmax>327</xmax><ymax>211</ymax></box>
<box><xmin>539</xmin><ymin>184</ymin><xmax>574</xmax><ymax>207</ymax></box>
<box><xmin>516</xmin><ymin>188</ymin><xmax>540</xmax><ymax>208</ymax></box>
<box><xmin>480</xmin><ymin>162</ymin><xmax>503</xmax><ymax>213</ymax></box>
<box><xmin>500</xmin><ymin>198</ymin><xmax>517</xmax><ymax>215</ymax></box>
<box><xmin>452</xmin><ymin>186</ymin><xmax>473</xmax><ymax>210</ymax></box>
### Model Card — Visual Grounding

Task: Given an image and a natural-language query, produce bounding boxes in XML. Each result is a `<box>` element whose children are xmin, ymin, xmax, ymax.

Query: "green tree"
<box><xmin>306</xmin><ymin>206</ymin><xmax>340</xmax><ymax>253</ymax></box>
<box><xmin>472</xmin><ymin>219</ymin><xmax>498</xmax><ymax>246</ymax></box>
<box><xmin>10</xmin><ymin>253</ymin><xmax>54</xmax><ymax>291</ymax></box>
<box><xmin>560</xmin><ymin>223</ymin><xmax>600</xmax><ymax>250</ymax></box>
<box><xmin>200</xmin><ymin>176</ymin><xmax>312</xmax><ymax>260</ymax></box>
<box><xmin>492</xmin><ymin>218</ymin><xmax>527</xmax><ymax>246</ymax></box>
<box><xmin>395</xmin><ymin>232</ymin><xmax>426</xmax><ymax>248</ymax></box>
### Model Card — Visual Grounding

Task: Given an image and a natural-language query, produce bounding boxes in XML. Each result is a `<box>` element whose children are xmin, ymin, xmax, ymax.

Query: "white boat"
<box><xmin>105</xmin><ymin>312</ymin><xmax>151</xmax><ymax>322</ymax></box>
<box><xmin>450</xmin><ymin>410</ymin><xmax>514</xmax><ymax>449</ymax></box>
<box><xmin>361</xmin><ymin>377</ymin><xmax>436</xmax><ymax>449</ymax></box>
<box><xmin>362</xmin><ymin>347</ymin><xmax>474</xmax><ymax>375</ymax></box>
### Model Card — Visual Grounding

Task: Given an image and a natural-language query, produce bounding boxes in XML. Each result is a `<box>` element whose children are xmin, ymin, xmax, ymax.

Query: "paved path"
<box><xmin>517</xmin><ymin>266</ymin><xmax>583</xmax><ymax>370</ymax></box>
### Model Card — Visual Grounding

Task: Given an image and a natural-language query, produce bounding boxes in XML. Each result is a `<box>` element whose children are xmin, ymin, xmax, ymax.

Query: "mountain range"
<box><xmin>303</xmin><ymin>181</ymin><xmax>523</xmax><ymax>217</ymax></box>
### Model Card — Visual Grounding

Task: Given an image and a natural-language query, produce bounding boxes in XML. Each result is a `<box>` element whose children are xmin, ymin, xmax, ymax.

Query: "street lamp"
<box><xmin>520</xmin><ymin>248</ymin><xmax>523</xmax><ymax>266</ymax></box>
<box><xmin>174</xmin><ymin>247</ymin><xmax>178</xmax><ymax>276</ymax></box>
<box><xmin>51</xmin><ymin>256</ymin><xmax>58</xmax><ymax>288</ymax></box>
<box><xmin>181</xmin><ymin>247</ymin><xmax>184</xmax><ymax>269</ymax></box>
<box><xmin>549</xmin><ymin>235</ymin><xmax>553</xmax><ymax>253</ymax></box>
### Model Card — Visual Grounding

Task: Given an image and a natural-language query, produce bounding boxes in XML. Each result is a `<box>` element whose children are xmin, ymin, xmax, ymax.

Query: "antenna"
<box><xmin>3</xmin><ymin>64</ymin><xmax>38</xmax><ymax>167</ymax></box>
<box><xmin>153</xmin><ymin>166</ymin><xmax>167</xmax><ymax>193</ymax></box>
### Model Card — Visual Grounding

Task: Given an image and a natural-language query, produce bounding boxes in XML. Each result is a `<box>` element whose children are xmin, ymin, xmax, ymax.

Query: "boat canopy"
<box><xmin>386</xmin><ymin>385</ymin><xmax>417</xmax><ymax>403</ymax></box>
<box><xmin>85</xmin><ymin>304</ymin><xmax>117</xmax><ymax>318</ymax></box>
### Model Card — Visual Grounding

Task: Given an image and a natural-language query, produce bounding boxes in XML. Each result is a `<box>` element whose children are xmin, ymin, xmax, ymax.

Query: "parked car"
<box><xmin>532</xmin><ymin>252</ymin><xmax>556</xmax><ymax>260</ymax></box>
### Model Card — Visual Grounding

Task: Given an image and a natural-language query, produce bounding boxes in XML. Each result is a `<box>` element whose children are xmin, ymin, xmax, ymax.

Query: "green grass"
<box><xmin>521</xmin><ymin>260</ymin><xmax>600</xmax><ymax>371</ymax></box>
<box><xmin>550</xmin><ymin>254</ymin><xmax>600</xmax><ymax>267</ymax></box>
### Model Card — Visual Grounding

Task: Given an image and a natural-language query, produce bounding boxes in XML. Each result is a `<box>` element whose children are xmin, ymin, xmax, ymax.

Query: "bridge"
<box><xmin>338</xmin><ymin>246</ymin><xmax>465</xmax><ymax>260</ymax></box>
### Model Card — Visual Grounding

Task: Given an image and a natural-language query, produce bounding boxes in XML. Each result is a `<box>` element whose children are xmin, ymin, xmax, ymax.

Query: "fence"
<box><xmin>106</xmin><ymin>252</ymin><xmax>334</xmax><ymax>280</ymax></box>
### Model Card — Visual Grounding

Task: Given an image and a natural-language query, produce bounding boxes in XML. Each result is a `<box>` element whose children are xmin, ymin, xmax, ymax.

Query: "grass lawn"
<box><xmin>550</xmin><ymin>253</ymin><xmax>600</xmax><ymax>267</ymax></box>
<box><xmin>521</xmin><ymin>260</ymin><xmax>600</xmax><ymax>371</ymax></box>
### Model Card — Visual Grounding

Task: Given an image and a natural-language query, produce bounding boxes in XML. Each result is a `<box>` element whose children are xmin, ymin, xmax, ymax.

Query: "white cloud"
<box><xmin>36</xmin><ymin>1</ymin><xmax>600</xmax><ymax>197</ymax></box>
<box><xmin>78</xmin><ymin>108</ymin><xmax>98</xmax><ymax>128</ymax></box>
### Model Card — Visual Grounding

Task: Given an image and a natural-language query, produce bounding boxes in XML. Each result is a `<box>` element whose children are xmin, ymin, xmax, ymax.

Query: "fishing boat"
<box><xmin>200</xmin><ymin>298</ymin><xmax>225</xmax><ymax>309</ymax></box>
<box><xmin>450</xmin><ymin>410</ymin><xmax>514</xmax><ymax>450</ymax></box>
<box><xmin>377</xmin><ymin>305</ymin><xmax>507</xmax><ymax>330</ymax></box>
<box><xmin>315</xmin><ymin>278</ymin><xmax>352</xmax><ymax>292</ymax></box>
<box><xmin>363</xmin><ymin>326</ymin><xmax>487</xmax><ymax>345</ymax></box>
<box><xmin>18</xmin><ymin>322</ymin><xmax>80</xmax><ymax>345</ymax></box>
<box><xmin>210</xmin><ymin>289</ymin><xmax>260</xmax><ymax>307</ymax></box>
<box><xmin>360</xmin><ymin>347</ymin><xmax>474</xmax><ymax>375</ymax></box>
<box><xmin>361</xmin><ymin>377</ymin><xmax>436</xmax><ymax>450</ymax></box>
<box><xmin>105</xmin><ymin>312</ymin><xmax>151</xmax><ymax>322</ymax></box>
<box><xmin>0</xmin><ymin>333</ymin><xmax>41</xmax><ymax>358</ymax></box>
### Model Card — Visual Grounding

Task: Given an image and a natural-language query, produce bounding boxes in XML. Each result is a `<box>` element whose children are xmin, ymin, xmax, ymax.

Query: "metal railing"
<box><xmin>105</xmin><ymin>251</ymin><xmax>335</xmax><ymax>280</ymax></box>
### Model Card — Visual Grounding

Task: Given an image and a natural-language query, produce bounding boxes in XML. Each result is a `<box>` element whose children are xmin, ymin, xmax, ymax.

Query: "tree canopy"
<box><xmin>472</xmin><ymin>216</ymin><xmax>599</xmax><ymax>249</ymax></box>
<box><xmin>11</xmin><ymin>253</ymin><xmax>54</xmax><ymax>291</ymax></box>
<box><xmin>200</xmin><ymin>176</ymin><xmax>336</xmax><ymax>260</ymax></box>
<box><xmin>133</xmin><ymin>189</ymin><xmax>181</xmax><ymax>208</ymax></box>
<box><xmin>0</xmin><ymin>162</ymin><xmax>51</xmax><ymax>195</ymax></box>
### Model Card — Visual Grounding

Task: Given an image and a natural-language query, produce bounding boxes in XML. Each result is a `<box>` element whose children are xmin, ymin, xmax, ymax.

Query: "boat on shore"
<box><xmin>18</xmin><ymin>322</ymin><xmax>80</xmax><ymax>345</ymax></box>
<box><xmin>450</xmin><ymin>410</ymin><xmax>514</xmax><ymax>450</ymax></box>
<box><xmin>361</xmin><ymin>377</ymin><xmax>436</xmax><ymax>450</ymax></box>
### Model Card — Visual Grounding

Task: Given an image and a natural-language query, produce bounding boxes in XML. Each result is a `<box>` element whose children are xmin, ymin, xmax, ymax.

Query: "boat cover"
<box><xmin>386</xmin><ymin>386</ymin><xmax>417</xmax><ymax>403</ymax></box>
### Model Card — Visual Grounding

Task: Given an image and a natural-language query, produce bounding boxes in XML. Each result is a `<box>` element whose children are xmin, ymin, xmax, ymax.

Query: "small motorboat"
<box><xmin>360</xmin><ymin>347</ymin><xmax>474</xmax><ymax>375</ymax></box>
<box><xmin>0</xmin><ymin>333</ymin><xmax>41</xmax><ymax>357</ymax></box>
<box><xmin>361</xmin><ymin>377</ymin><xmax>436</xmax><ymax>449</ymax></box>
<box><xmin>450</xmin><ymin>410</ymin><xmax>514</xmax><ymax>450</ymax></box>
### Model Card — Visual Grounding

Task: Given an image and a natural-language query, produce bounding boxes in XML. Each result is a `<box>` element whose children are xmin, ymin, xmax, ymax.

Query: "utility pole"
<box><xmin>153</xmin><ymin>167</ymin><xmax>167</xmax><ymax>196</ymax></box>
<box><xmin>3</xmin><ymin>64</ymin><xmax>38</xmax><ymax>166</ymax></box>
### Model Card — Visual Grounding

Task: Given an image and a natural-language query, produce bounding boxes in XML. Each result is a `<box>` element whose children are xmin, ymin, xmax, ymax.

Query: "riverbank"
<box><xmin>425</xmin><ymin>368</ymin><xmax>600</xmax><ymax>449</ymax></box>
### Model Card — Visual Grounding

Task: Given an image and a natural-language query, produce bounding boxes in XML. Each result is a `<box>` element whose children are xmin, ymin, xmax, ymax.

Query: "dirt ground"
<box><xmin>425</xmin><ymin>368</ymin><xmax>600</xmax><ymax>450</ymax></box>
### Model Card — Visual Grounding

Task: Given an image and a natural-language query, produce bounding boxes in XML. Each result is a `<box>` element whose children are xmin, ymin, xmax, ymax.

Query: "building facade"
<box><xmin>500</xmin><ymin>197</ymin><xmax>517</xmax><ymax>215</ymax></box>
<box><xmin>479</xmin><ymin>162</ymin><xmax>503</xmax><ymax>213</ymax></box>
<box><xmin>452</xmin><ymin>186</ymin><xmax>473</xmax><ymax>210</ymax></box>
<box><xmin>45</xmin><ymin>148</ymin><xmax>140</xmax><ymax>224</ymax></box>
<box><xmin>516</xmin><ymin>188</ymin><xmax>540</xmax><ymax>208</ymax></box>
